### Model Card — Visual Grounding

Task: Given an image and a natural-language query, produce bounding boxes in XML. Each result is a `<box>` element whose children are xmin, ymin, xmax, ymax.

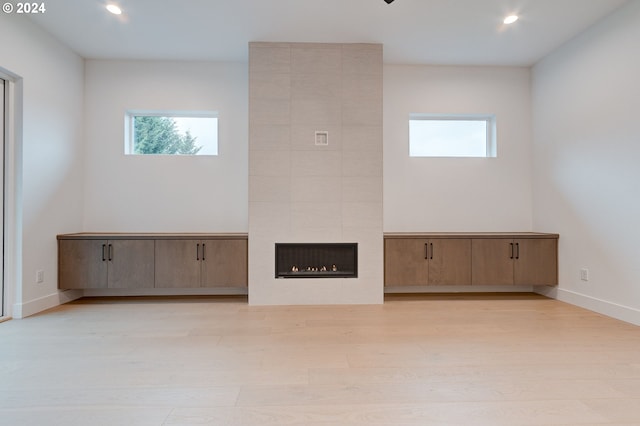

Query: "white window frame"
<box><xmin>124</xmin><ymin>110</ymin><xmax>219</xmax><ymax>156</ymax></box>
<box><xmin>409</xmin><ymin>113</ymin><xmax>497</xmax><ymax>158</ymax></box>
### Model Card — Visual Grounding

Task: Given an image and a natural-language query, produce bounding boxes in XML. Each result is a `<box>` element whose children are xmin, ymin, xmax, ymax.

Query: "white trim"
<box><xmin>13</xmin><ymin>290</ymin><xmax>83</xmax><ymax>318</ymax></box>
<box><xmin>124</xmin><ymin>109</ymin><xmax>219</xmax><ymax>155</ymax></box>
<box><xmin>1</xmin><ymin>77</ymin><xmax>4</xmax><ymax>318</ymax></box>
<box><xmin>408</xmin><ymin>113</ymin><xmax>497</xmax><ymax>158</ymax></box>
<box><xmin>125</xmin><ymin>109</ymin><xmax>219</xmax><ymax>118</ymax></box>
<box><xmin>0</xmin><ymin>68</ymin><xmax>22</xmax><ymax>320</ymax></box>
<box><xmin>535</xmin><ymin>286</ymin><xmax>640</xmax><ymax>326</ymax></box>
<box><xmin>385</xmin><ymin>285</ymin><xmax>534</xmax><ymax>293</ymax></box>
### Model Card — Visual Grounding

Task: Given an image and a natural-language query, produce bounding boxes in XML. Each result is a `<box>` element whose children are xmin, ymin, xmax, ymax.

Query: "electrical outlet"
<box><xmin>36</xmin><ymin>270</ymin><xmax>44</xmax><ymax>283</ymax></box>
<box><xmin>314</xmin><ymin>130</ymin><xmax>329</xmax><ymax>146</ymax></box>
<box><xmin>580</xmin><ymin>268</ymin><xmax>589</xmax><ymax>281</ymax></box>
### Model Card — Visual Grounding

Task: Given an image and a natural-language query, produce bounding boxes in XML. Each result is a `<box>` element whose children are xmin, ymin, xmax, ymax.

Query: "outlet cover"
<box><xmin>314</xmin><ymin>131</ymin><xmax>328</xmax><ymax>146</ymax></box>
<box><xmin>36</xmin><ymin>270</ymin><xmax>44</xmax><ymax>283</ymax></box>
<box><xmin>580</xmin><ymin>268</ymin><xmax>589</xmax><ymax>281</ymax></box>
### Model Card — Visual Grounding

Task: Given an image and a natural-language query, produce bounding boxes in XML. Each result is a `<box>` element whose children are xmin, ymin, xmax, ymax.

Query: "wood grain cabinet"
<box><xmin>384</xmin><ymin>233</ymin><xmax>558</xmax><ymax>288</ymax></box>
<box><xmin>471</xmin><ymin>238</ymin><xmax>558</xmax><ymax>286</ymax></box>
<box><xmin>58</xmin><ymin>233</ymin><xmax>248</xmax><ymax>290</ymax></box>
<box><xmin>58</xmin><ymin>239</ymin><xmax>154</xmax><ymax>289</ymax></box>
<box><xmin>155</xmin><ymin>239</ymin><xmax>248</xmax><ymax>288</ymax></box>
<box><xmin>384</xmin><ymin>238</ymin><xmax>471</xmax><ymax>286</ymax></box>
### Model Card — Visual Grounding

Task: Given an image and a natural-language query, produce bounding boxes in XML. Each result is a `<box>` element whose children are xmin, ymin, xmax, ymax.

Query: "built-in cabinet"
<box><xmin>58</xmin><ymin>233</ymin><xmax>248</xmax><ymax>290</ymax></box>
<box><xmin>384</xmin><ymin>238</ymin><xmax>471</xmax><ymax>286</ymax></box>
<box><xmin>471</xmin><ymin>238</ymin><xmax>558</xmax><ymax>286</ymax></box>
<box><xmin>60</xmin><ymin>232</ymin><xmax>554</xmax><ymax>291</ymax></box>
<box><xmin>58</xmin><ymin>239</ymin><xmax>154</xmax><ymax>289</ymax></box>
<box><xmin>384</xmin><ymin>233</ymin><xmax>558</xmax><ymax>288</ymax></box>
<box><xmin>155</xmin><ymin>239</ymin><xmax>248</xmax><ymax>288</ymax></box>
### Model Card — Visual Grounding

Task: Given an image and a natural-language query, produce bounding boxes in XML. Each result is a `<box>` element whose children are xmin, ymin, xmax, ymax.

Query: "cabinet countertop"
<box><xmin>57</xmin><ymin>233</ymin><xmax>249</xmax><ymax>240</ymax></box>
<box><xmin>384</xmin><ymin>232</ymin><xmax>559</xmax><ymax>239</ymax></box>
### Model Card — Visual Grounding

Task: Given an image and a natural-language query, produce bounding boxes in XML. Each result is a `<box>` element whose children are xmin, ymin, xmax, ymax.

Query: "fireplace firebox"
<box><xmin>275</xmin><ymin>243</ymin><xmax>358</xmax><ymax>278</ymax></box>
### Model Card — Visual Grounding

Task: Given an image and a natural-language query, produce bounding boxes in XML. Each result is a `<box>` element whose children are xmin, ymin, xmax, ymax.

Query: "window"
<box><xmin>125</xmin><ymin>110</ymin><xmax>218</xmax><ymax>155</ymax></box>
<box><xmin>409</xmin><ymin>114</ymin><xmax>496</xmax><ymax>158</ymax></box>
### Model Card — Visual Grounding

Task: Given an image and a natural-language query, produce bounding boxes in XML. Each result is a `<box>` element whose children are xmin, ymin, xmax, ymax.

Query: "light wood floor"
<box><xmin>1</xmin><ymin>293</ymin><xmax>639</xmax><ymax>425</ymax></box>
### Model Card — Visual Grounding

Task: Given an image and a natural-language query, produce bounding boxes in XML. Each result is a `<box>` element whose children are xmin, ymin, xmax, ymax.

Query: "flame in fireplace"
<box><xmin>290</xmin><ymin>264</ymin><xmax>338</xmax><ymax>273</ymax></box>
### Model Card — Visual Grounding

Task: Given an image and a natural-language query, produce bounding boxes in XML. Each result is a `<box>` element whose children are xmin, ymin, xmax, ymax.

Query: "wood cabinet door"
<box><xmin>471</xmin><ymin>239</ymin><xmax>514</xmax><ymax>285</ymax></box>
<box><xmin>58</xmin><ymin>239</ymin><xmax>108</xmax><ymax>289</ymax></box>
<box><xmin>384</xmin><ymin>239</ymin><xmax>429</xmax><ymax>286</ymax></box>
<box><xmin>514</xmin><ymin>238</ymin><xmax>558</xmax><ymax>285</ymax></box>
<box><xmin>201</xmin><ymin>239</ymin><xmax>248</xmax><ymax>288</ymax></box>
<box><xmin>107</xmin><ymin>240</ymin><xmax>155</xmax><ymax>289</ymax></box>
<box><xmin>154</xmin><ymin>240</ymin><xmax>201</xmax><ymax>288</ymax></box>
<box><xmin>429</xmin><ymin>239</ymin><xmax>471</xmax><ymax>285</ymax></box>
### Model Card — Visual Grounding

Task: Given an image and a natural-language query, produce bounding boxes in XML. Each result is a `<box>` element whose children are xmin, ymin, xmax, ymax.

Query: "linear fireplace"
<box><xmin>275</xmin><ymin>243</ymin><xmax>358</xmax><ymax>279</ymax></box>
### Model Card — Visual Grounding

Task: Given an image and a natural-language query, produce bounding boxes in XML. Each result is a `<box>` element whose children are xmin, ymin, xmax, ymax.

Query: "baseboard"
<box><xmin>535</xmin><ymin>286</ymin><xmax>640</xmax><ymax>326</ymax></box>
<box><xmin>13</xmin><ymin>290</ymin><xmax>83</xmax><ymax>319</ymax></box>
<box><xmin>384</xmin><ymin>285</ymin><xmax>534</xmax><ymax>293</ymax></box>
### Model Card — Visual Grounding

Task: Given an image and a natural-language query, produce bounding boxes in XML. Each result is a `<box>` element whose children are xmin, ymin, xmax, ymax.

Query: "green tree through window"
<box><xmin>133</xmin><ymin>116</ymin><xmax>202</xmax><ymax>155</ymax></box>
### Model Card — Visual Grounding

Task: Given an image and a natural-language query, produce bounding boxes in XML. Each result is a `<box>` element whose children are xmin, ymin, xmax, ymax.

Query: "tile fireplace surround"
<box><xmin>248</xmin><ymin>42</ymin><xmax>383</xmax><ymax>305</ymax></box>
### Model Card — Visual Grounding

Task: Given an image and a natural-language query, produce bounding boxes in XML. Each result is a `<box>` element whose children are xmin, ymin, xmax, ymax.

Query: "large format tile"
<box><xmin>291</xmin><ymin>98</ymin><xmax>342</xmax><ymax>126</ymax></box>
<box><xmin>291</xmin><ymin>151</ymin><xmax>342</xmax><ymax>177</ymax></box>
<box><xmin>342</xmin><ymin>150</ymin><xmax>383</xmax><ymax>177</ymax></box>
<box><xmin>249</xmin><ymin>150</ymin><xmax>291</xmax><ymax>177</ymax></box>
<box><xmin>291</xmin><ymin>202</ymin><xmax>342</xmax><ymax>229</ymax></box>
<box><xmin>342</xmin><ymin>44</ymin><xmax>383</xmax><ymax>75</ymax></box>
<box><xmin>291</xmin><ymin>177</ymin><xmax>342</xmax><ymax>203</ymax></box>
<box><xmin>249</xmin><ymin>124</ymin><xmax>291</xmax><ymax>151</ymax></box>
<box><xmin>250</xmin><ymin>98</ymin><xmax>290</xmax><ymax>126</ymax></box>
<box><xmin>291</xmin><ymin>45</ymin><xmax>342</xmax><ymax>75</ymax></box>
<box><xmin>291</xmin><ymin>73</ymin><xmax>342</xmax><ymax>100</ymax></box>
<box><xmin>342</xmin><ymin>202</ymin><xmax>383</xmax><ymax>228</ymax></box>
<box><xmin>342</xmin><ymin>74</ymin><xmax>383</xmax><ymax>100</ymax></box>
<box><xmin>248</xmin><ymin>202</ymin><xmax>291</xmax><ymax>233</ymax></box>
<box><xmin>342</xmin><ymin>97</ymin><xmax>383</xmax><ymax>126</ymax></box>
<box><xmin>342</xmin><ymin>177</ymin><xmax>383</xmax><ymax>203</ymax></box>
<box><xmin>291</xmin><ymin>125</ymin><xmax>343</xmax><ymax>151</ymax></box>
<box><xmin>249</xmin><ymin>176</ymin><xmax>291</xmax><ymax>203</ymax></box>
<box><xmin>249</xmin><ymin>43</ymin><xmax>291</xmax><ymax>74</ymax></box>
<box><xmin>249</xmin><ymin>72</ymin><xmax>290</xmax><ymax>100</ymax></box>
<box><xmin>342</xmin><ymin>126</ymin><xmax>382</xmax><ymax>152</ymax></box>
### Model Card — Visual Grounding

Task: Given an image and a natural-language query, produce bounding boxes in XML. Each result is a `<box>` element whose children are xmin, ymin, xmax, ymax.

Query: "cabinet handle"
<box><xmin>425</xmin><ymin>243</ymin><xmax>429</xmax><ymax>260</ymax></box>
<box><xmin>108</xmin><ymin>244</ymin><xmax>113</xmax><ymax>261</ymax></box>
<box><xmin>196</xmin><ymin>243</ymin><xmax>200</xmax><ymax>261</ymax></box>
<box><xmin>515</xmin><ymin>242</ymin><xmax>520</xmax><ymax>260</ymax></box>
<box><xmin>102</xmin><ymin>244</ymin><xmax>106</xmax><ymax>261</ymax></box>
<box><xmin>202</xmin><ymin>243</ymin><xmax>206</xmax><ymax>261</ymax></box>
<box><xmin>510</xmin><ymin>242</ymin><xmax>514</xmax><ymax>259</ymax></box>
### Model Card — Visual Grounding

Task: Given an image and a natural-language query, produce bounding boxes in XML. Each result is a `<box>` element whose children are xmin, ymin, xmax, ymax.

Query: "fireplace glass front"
<box><xmin>275</xmin><ymin>243</ymin><xmax>358</xmax><ymax>278</ymax></box>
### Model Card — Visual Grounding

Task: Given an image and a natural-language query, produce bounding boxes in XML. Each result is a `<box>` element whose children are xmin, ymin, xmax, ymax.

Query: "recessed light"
<box><xmin>504</xmin><ymin>15</ymin><xmax>519</xmax><ymax>24</ymax></box>
<box><xmin>106</xmin><ymin>4</ymin><xmax>122</xmax><ymax>15</ymax></box>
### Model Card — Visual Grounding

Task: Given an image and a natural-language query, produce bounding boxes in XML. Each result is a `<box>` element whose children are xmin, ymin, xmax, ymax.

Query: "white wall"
<box><xmin>384</xmin><ymin>65</ymin><xmax>532</xmax><ymax>232</ymax></box>
<box><xmin>83</xmin><ymin>60</ymin><xmax>248</xmax><ymax>232</ymax></box>
<box><xmin>532</xmin><ymin>1</ymin><xmax>640</xmax><ymax>324</ymax></box>
<box><xmin>0</xmin><ymin>14</ymin><xmax>85</xmax><ymax>317</ymax></box>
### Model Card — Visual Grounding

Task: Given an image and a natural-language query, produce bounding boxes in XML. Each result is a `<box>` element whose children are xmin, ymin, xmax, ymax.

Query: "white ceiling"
<box><xmin>29</xmin><ymin>0</ymin><xmax>628</xmax><ymax>66</ymax></box>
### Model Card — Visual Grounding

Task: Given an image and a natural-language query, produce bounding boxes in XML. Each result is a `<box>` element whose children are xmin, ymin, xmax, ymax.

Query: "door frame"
<box><xmin>1</xmin><ymin>67</ymin><xmax>23</xmax><ymax>320</ymax></box>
